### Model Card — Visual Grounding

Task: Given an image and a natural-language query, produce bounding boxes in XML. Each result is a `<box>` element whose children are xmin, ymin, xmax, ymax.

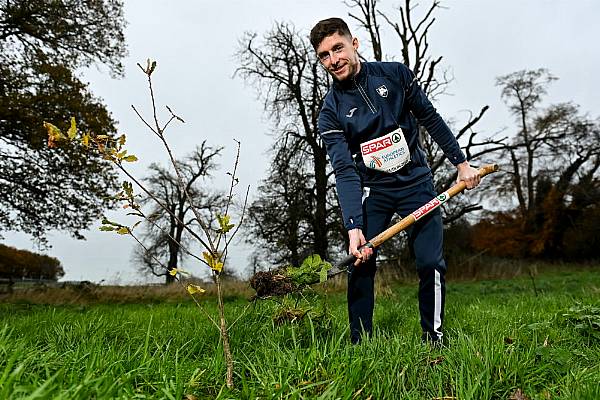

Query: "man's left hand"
<box><xmin>456</xmin><ymin>161</ymin><xmax>481</xmax><ymax>189</ymax></box>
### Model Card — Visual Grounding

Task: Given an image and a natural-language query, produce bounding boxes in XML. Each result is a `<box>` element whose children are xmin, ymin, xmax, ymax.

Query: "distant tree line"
<box><xmin>0</xmin><ymin>244</ymin><xmax>64</xmax><ymax>281</ymax></box>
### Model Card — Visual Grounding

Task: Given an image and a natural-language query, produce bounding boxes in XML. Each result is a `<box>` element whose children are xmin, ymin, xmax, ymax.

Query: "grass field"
<box><xmin>1</xmin><ymin>268</ymin><xmax>599</xmax><ymax>399</ymax></box>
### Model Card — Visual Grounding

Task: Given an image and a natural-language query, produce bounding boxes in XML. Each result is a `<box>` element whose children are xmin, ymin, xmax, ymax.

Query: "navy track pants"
<box><xmin>347</xmin><ymin>178</ymin><xmax>447</xmax><ymax>344</ymax></box>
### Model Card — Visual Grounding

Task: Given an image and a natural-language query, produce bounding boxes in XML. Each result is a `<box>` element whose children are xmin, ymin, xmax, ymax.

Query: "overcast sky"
<box><xmin>4</xmin><ymin>0</ymin><xmax>600</xmax><ymax>284</ymax></box>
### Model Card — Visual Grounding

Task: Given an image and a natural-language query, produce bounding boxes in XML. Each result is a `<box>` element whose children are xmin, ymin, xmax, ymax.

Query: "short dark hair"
<box><xmin>309</xmin><ymin>18</ymin><xmax>352</xmax><ymax>51</ymax></box>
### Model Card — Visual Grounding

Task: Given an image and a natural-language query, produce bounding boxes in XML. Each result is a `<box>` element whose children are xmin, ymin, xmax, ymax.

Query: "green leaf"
<box><xmin>301</xmin><ymin>254</ymin><xmax>322</xmax><ymax>270</ymax></box>
<box><xmin>285</xmin><ymin>254</ymin><xmax>332</xmax><ymax>286</ymax></box>
<box><xmin>101</xmin><ymin>217</ymin><xmax>120</xmax><ymax>226</ymax></box>
<box><xmin>319</xmin><ymin>266</ymin><xmax>328</xmax><ymax>283</ymax></box>
<box><xmin>67</xmin><ymin>117</ymin><xmax>77</xmax><ymax>140</ymax></box>
<box><xmin>122</xmin><ymin>181</ymin><xmax>134</xmax><ymax>197</ymax></box>
<box><xmin>122</xmin><ymin>155</ymin><xmax>138</xmax><ymax>162</ymax></box>
<box><xmin>217</xmin><ymin>214</ymin><xmax>235</xmax><ymax>233</ymax></box>
<box><xmin>99</xmin><ymin>226</ymin><xmax>115</xmax><ymax>231</ymax></box>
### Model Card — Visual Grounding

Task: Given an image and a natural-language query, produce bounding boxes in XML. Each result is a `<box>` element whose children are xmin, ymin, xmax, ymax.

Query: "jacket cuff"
<box><xmin>448</xmin><ymin>151</ymin><xmax>467</xmax><ymax>166</ymax></box>
<box><xmin>345</xmin><ymin>216</ymin><xmax>363</xmax><ymax>231</ymax></box>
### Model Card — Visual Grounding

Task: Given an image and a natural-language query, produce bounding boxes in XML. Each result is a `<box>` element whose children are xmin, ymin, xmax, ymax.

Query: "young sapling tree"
<box><xmin>44</xmin><ymin>60</ymin><xmax>249</xmax><ymax>389</ymax></box>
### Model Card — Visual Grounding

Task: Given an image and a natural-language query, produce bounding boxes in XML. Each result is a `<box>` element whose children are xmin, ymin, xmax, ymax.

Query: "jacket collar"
<box><xmin>333</xmin><ymin>62</ymin><xmax>367</xmax><ymax>90</ymax></box>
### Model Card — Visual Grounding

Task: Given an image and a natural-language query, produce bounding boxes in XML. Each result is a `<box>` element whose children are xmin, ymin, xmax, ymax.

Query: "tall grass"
<box><xmin>1</xmin><ymin>269</ymin><xmax>599</xmax><ymax>399</ymax></box>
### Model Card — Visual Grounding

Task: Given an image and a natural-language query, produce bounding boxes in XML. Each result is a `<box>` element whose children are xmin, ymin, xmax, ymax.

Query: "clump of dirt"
<box><xmin>249</xmin><ymin>255</ymin><xmax>333</xmax><ymax>298</ymax></box>
<box><xmin>249</xmin><ymin>270</ymin><xmax>298</xmax><ymax>298</ymax></box>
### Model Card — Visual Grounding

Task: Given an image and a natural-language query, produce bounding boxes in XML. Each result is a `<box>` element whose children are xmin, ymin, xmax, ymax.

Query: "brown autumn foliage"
<box><xmin>471</xmin><ymin>201</ymin><xmax>600</xmax><ymax>261</ymax></box>
<box><xmin>0</xmin><ymin>243</ymin><xmax>64</xmax><ymax>281</ymax></box>
<box><xmin>471</xmin><ymin>213</ymin><xmax>531</xmax><ymax>258</ymax></box>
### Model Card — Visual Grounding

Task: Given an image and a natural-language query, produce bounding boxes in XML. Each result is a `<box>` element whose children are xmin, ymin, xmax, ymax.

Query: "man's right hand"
<box><xmin>348</xmin><ymin>228</ymin><xmax>373</xmax><ymax>266</ymax></box>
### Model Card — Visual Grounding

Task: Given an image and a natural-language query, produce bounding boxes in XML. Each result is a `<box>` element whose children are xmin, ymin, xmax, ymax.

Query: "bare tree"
<box><xmin>494</xmin><ymin>69</ymin><xmax>600</xmax><ymax>256</ymax></box>
<box><xmin>236</xmin><ymin>22</ymin><xmax>343</xmax><ymax>263</ymax></box>
<box><xmin>246</xmin><ymin>146</ymin><xmax>313</xmax><ymax>268</ymax></box>
<box><xmin>134</xmin><ymin>142</ymin><xmax>224</xmax><ymax>283</ymax></box>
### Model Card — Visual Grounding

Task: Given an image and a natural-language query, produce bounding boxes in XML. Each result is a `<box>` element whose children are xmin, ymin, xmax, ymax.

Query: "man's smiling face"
<box><xmin>316</xmin><ymin>32</ymin><xmax>360</xmax><ymax>82</ymax></box>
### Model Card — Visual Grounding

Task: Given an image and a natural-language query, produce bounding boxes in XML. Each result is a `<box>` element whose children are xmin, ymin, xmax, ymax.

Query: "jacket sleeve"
<box><xmin>318</xmin><ymin>100</ymin><xmax>364</xmax><ymax>231</ymax></box>
<box><xmin>399</xmin><ymin>64</ymin><xmax>467</xmax><ymax>166</ymax></box>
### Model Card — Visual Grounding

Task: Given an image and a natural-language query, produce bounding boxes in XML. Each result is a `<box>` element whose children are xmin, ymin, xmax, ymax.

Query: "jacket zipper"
<box><xmin>354</xmin><ymin>77</ymin><xmax>377</xmax><ymax>114</ymax></box>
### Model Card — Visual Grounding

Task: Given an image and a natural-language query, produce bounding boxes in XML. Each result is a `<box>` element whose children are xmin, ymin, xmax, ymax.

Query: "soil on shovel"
<box><xmin>249</xmin><ymin>270</ymin><xmax>298</xmax><ymax>298</ymax></box>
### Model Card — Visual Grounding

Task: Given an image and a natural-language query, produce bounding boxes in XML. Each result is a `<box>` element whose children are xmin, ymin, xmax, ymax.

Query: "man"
<box><xmin>310</xmin><ymin>17</ymin><xmax>480</xmax><ymax>345</ymax></box>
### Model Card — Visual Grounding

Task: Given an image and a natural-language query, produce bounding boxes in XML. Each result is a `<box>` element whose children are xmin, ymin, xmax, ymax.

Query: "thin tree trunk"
<box><xmin>313</xmin><ymin>148</ymin><xmax>329</xmax><ymax>259</ymax></box>
<box><xmin>215</xmin><ymin>274</ymin><xmax>234</xmax><ymax>388</ymax></box>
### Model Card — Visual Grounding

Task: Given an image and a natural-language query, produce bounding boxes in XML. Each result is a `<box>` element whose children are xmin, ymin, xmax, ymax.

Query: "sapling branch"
<box><xmin>128</xmin><ymin>229</ymin><xmax>219</xmax><ymax>329</ymax></box>
<box><xmin>116</xmin><ymin>162</ymin><xmax>212</xmax><ymax>251</ymax></box>
<box><xmin>135</xmin><ymin>64</ymin><xmax>218</xmax><ymax>253</ymax></box>
<box><xmin>225</xmin><ymin>184</ymin><xmax>251</xmax><ymax>250</ymax></box>
<box><xmin>134</xmin><ymin>206</ymin><xmax>208</xmax><ymax>268</ymax></box>
<box><xmin>216</xmin><ymin>139</ymin><xmax>242</xmax><ymax>251</ymax></box>
<box><xmin>227</xmin><ymin>301</ymin><xmax>254</xmax><ymax>331</ymax></box>
<box><xmin>161</xmin><ymin>138</ymin><xmax>217</xmax><ymax>251</ymax></box>
<box><xmin>131</xmin><ymin>105</ymin><xmax>159</xmax><ymax>137</ymax></box>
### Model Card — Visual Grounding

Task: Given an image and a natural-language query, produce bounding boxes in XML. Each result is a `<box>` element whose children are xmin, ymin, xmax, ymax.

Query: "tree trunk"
<box><xmin>313</xmin><ymin>147</ymin><xmax>329</xmax><ymax>259</ymax></box>
<box><xmin>215</xmin><ymin>274</ymin><xmax>234</xmax><ymax>388</ymax></box>
<box><xmin>166</xmin><ymin>238</ymin><xmax>178</xmax><ymax>285</ymax></box>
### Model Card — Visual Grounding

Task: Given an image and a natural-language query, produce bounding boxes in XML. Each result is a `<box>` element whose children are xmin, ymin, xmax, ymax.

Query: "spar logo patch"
<box><xmin>361</xmin><ymin>136</ymin><xmax>393</xmax><ymax>155</ymax></box>
<box><xmin>376</xmin><ymin>85</ymin><xmax>388</xmax><ymax>98</ymax></box>
<box><xmin>411</xmin><ymin>191</ymin><xmax>450</xmax><ymax>221</ymax></box>
<box><xmin>369</xmin><ymin>156</ymin><xmax>383</xmax><ymax>169</ymax></box>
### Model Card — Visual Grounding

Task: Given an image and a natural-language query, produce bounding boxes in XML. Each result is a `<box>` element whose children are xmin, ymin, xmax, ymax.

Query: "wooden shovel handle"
<box><xmin>336</xmin><ymin>164</ymin><xmax>499</xmax><ymax>269</ymax></box>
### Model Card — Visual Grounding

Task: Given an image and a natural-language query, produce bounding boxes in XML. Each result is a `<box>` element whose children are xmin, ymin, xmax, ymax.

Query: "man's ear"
<box><xmin>352</xmin><ymin>37</ymin><xmax>359</xmax><ymax>51</ymax></box>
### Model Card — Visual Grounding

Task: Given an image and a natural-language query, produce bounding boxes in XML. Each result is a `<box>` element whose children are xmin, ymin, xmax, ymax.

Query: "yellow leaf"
<box><xmin>118</xmin><ymin>134</ymin><xmax>126</xmax><ymax>147</ymax></box>
<box><xmin>169</xmin><ymin>268</ymin><xmax>178</xmax><ymax>276</ymax></box>
<box><xmin>212</xmin><ymin>262</ymin><xmax>223</xmax><ymax>273</ymax></box>
<box><xmin>67</xmin><ymin>117</ymin><xmax>77</xmax><ymax>140</ymax></box>
<box><xmin>122</xmin><ymin>155</ymin><xmax>138</xmax><ymax>162</ymax></box>
<box><xmin>202</xmin><ymin>251</ymin><xmax>224</xmax><ymax>272</ymax></box>
<box><xmin>44</xmin><ymin>121</ymin><xmax>65</xmax><ymax>148</ymax></box>
<box><xmin>186</xmin><ymin>284</ymin><xmax>205</xmax><ymax>295</ymax></box>
<box><xmin>217</xmin><ymin>214</ymin><xmax>235</xmax><ymax>234</ymax></box>
<box><xmin>116</xmin><ymin>227</ymin><xmax>129</xmax><ymax>235</ymax></box>
<box><xmin>81</xmin><ymin>133</ymin><xmax>90</xmax><ymax>148</ymax></box>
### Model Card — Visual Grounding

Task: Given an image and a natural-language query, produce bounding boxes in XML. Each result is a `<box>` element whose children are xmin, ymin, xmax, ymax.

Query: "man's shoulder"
<box><xmin>363</xmin><ymin>61</ymin><xmax>407</xmax><ymax>77</ymax></box>
<box><xmin>322</xmin><ymin>87</ymin><xmax>337</xmax><ymax>109</ymax></box>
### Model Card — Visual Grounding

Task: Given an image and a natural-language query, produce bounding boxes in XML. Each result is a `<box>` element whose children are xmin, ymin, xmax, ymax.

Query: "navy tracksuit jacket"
<box><xmin>318</xmin><ymin>61</ymin><xmax>466</xmax><ymax>343</ymax></box>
